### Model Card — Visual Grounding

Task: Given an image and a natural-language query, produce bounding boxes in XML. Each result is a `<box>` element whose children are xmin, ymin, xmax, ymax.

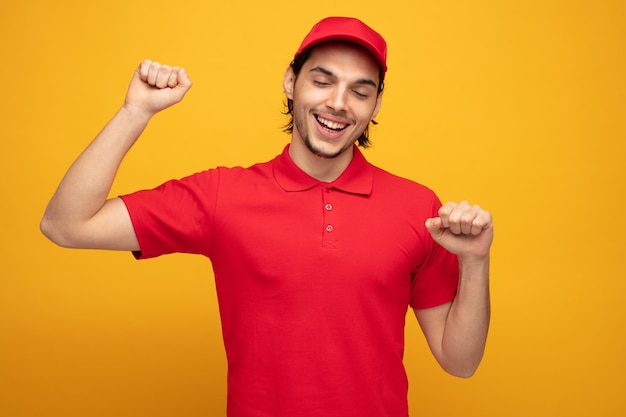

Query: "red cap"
<box><xmin>294</xmin><ymin>17</ymin><xmax>387</xmax><ymax>72</ymax></box>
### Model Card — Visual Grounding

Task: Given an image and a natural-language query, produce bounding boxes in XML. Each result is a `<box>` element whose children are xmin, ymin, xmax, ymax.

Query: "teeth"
<box><xmin>317</xmin><ymin>116</ymin><xmax>347</xmax><ymax>131</ymax></box>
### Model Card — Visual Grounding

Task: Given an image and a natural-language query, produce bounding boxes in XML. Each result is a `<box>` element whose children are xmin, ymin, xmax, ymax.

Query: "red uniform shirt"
<box><xmin>121</xmin><ymin>145</ymin><xmax>458</xmax><ymax>417</ymax></box>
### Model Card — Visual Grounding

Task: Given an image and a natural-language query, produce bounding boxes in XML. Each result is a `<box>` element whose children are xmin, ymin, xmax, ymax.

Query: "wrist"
<box><xmin>458</xmin><ymin>255</ymin><xmax>490</xmax><ymax>277</ymax></box>
<box><xmin>121</xmin><ymin>101</ymin><xmax>155</xmax><ymax>123</ymax></box>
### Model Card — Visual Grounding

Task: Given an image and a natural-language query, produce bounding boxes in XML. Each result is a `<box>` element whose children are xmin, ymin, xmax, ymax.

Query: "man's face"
<box><xmin>284</xmin><ymin>42</ymin><xmax>383</xmax><ymax>160</ymax></box>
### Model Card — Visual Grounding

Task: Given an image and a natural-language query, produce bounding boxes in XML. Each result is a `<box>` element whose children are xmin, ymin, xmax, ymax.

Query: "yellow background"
<box><xmin>1</xmin><ymin>0</ymin><xmax>624</xmax><ymax>416</ymax></box>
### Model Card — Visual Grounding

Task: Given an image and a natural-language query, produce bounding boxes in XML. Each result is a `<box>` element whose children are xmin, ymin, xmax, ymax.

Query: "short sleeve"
<box><xmin>119</xmin><ymin>169</ymin><xmax>219</xmax><ymax>259</ymax></box>
<box><xmin>409</xmin><ymin>197</ymin><xmax>459</xmax><ymax>310</ymax></box>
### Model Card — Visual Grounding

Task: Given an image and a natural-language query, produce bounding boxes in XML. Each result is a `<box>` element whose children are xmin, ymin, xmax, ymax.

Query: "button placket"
<box><xmin>322</xmin><ymin>187</ymin><xmax>337</xmax><ymax>246</ymax></box>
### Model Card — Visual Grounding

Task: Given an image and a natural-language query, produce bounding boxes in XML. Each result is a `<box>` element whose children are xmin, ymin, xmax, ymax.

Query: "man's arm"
<box><xmin>40</xmin><ymin>60</ymin><xmax>192</xmax><ymax>250</ymax></box>
<box><xmin>414</xmin><ymin>201</ymin><xmax>493</xmax><ymax>378</ymax></box>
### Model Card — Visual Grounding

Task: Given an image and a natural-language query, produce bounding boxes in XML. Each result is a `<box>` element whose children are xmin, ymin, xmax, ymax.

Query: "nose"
<box><xmin>325</xmin><ymin>86</ymin><xmax>348</xmax><ymax>112</ymax></box>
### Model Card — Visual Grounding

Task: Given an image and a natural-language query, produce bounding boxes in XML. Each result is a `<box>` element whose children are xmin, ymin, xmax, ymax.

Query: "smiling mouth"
<box><xmin>315</xmin><ymin>115</ymin><xmax>348</xmax><ymax>132</ymax></box>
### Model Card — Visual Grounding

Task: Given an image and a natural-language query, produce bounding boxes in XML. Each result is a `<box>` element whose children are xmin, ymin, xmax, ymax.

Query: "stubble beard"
<box><xmin>294</xmin><ymin>112</ymin><xmax>357</xmax><ymax>160</ymax></box>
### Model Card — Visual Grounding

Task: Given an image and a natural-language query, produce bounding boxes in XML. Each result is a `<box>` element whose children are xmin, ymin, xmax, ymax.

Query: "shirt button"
<box><xmin>325</xmin><ymin>204</ymin><xmax>333</xmax><ymax>211</ymax></box>
<box><xmin>325</xmin><ymin>224</ymin><xmax>334</xmax><ymax>233</ymax></box>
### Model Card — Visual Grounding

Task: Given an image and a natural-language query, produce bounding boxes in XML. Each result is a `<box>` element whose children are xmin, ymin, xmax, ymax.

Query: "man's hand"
<box><xmin>419</xmin><ymin>201</ymin><xmax>492</xmax><ymax>377</ymax></box>
<box><xmin>425</xmin><ymin>201</ymin><xmax>493</xmax><ymax>262</ymax></box>
<box><xmin>123</xmin><ymin>60</ymin><xmax>193</xmax><ymax>118</ymax></box>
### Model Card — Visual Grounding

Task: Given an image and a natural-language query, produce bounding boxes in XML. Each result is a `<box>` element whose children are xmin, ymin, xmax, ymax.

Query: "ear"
<box><xmin>371</xmin><ymin>89</ymin><xmax>384</xmax><ymax>120</ymax></box>
<box><xmin>283</xmin><ymin>67</ymin><xmax>295</xmax><ymax>100</ymax></box>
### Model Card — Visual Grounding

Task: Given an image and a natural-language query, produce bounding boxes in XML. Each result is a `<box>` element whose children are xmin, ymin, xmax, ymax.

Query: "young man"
<box><xmin>41</xmin><ymin>17</ymin><xmax>492</xmax><ymax>417</ymax></box>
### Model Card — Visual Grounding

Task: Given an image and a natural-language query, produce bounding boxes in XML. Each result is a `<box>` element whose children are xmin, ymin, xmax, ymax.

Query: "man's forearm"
<box><xmin>40</xmin><ymin>105</ymin><xmax>151</xmax><ymax>245</ymax></box>
<box><xmin>441</xmin><ymin>257</ymin><xmax>491</xmax><ymax>377</ymax></box>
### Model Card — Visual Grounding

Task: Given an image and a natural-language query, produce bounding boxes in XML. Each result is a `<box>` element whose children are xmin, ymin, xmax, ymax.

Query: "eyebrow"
<box><xmin>309</xmin><ymin>66</ymin><xmax>378</xmax><ymax>89</ymax></box>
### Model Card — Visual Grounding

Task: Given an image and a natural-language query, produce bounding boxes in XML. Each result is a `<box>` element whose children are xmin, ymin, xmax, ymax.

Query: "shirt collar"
<box><xmin>273</xmin><ymin>144</ymin><xmax>373</xmax><ymax>195</ymax></box>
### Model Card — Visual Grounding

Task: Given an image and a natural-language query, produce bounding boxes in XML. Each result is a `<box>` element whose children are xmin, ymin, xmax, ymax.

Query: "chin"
<box><xmin>305</xmin><ymin>138</ymin><xmax>352</xmax><ymax>159</ymax></box>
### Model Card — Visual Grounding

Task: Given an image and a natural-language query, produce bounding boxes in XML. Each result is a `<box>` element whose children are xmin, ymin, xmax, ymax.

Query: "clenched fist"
<box><xmin>123</xmin><ymin>59</ymin><xmax>193</xmax><ymax>117</ymax></box>
<box><xmin>425</xmin><ymin>201</ymin><xmax>493</xmax><ymax>262</ymax></box>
